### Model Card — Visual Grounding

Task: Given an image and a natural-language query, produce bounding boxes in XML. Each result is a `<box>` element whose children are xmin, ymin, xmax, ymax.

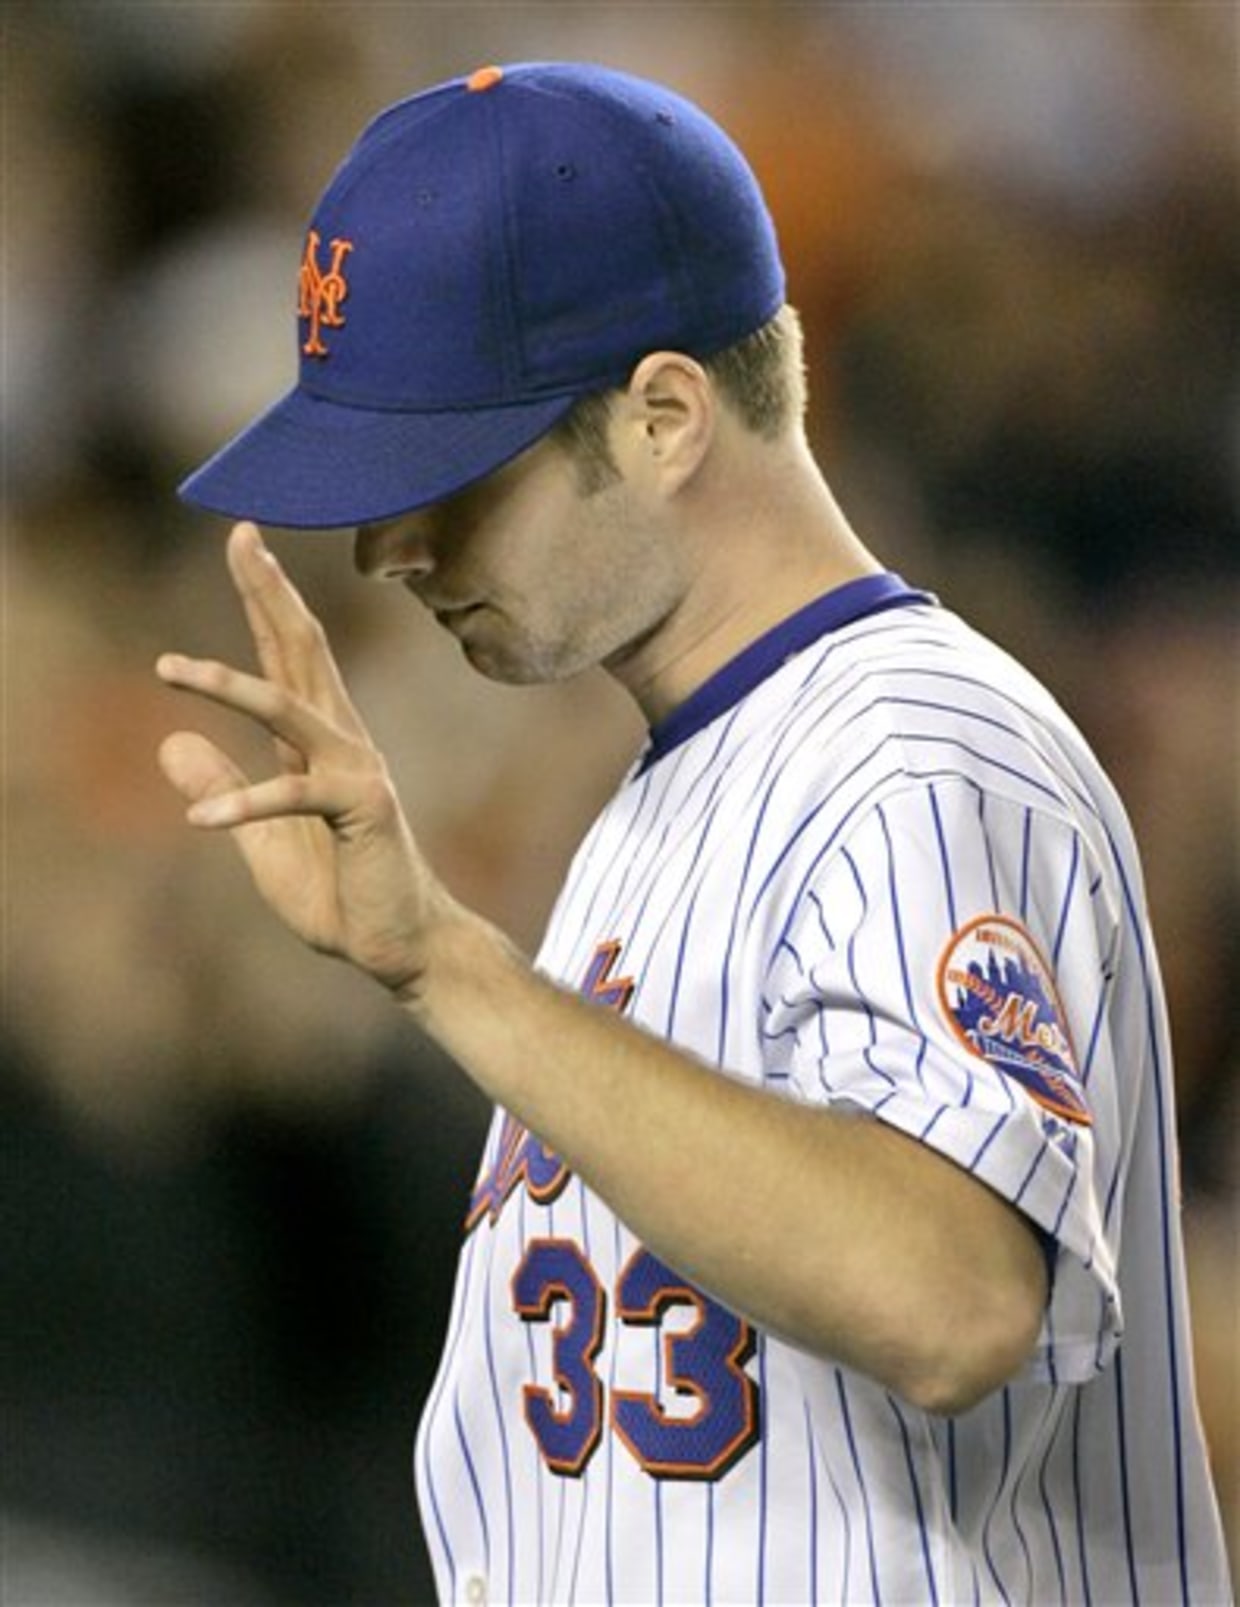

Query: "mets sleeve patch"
<box><xmin>936</xmin><ymin>914</ymin><xmax>1091</xmax><ymax>1125</ymax></box>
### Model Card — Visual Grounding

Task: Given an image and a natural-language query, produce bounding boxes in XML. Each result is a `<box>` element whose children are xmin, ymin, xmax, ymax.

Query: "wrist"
<box><xmin>390</xmin><ymin>902</ymin><xmax>527</xmax><ymax>1035</ymax></box>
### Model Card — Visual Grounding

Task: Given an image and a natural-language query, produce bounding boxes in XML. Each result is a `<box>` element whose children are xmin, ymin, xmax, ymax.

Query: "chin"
<box><xmin>462</xmin><ymin>635</ymin><xmax>596</xmax><ymax>687</ymax></box>
<box><xmin>461</xmin><ymin>642</ymin><xmax>562</xmax><ymax>686</ymax></box>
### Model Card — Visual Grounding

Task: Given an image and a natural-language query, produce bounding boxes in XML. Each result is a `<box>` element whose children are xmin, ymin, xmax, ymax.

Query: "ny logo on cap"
<box><xmin>298</xmin><ymin>229</ymin><xmax>354</xmax><ymax>357</ymax></box>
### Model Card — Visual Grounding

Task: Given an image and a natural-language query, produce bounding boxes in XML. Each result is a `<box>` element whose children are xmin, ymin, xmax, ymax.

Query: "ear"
<box><xmin>618</xmin><ymin>352</ymin><xmax>716</xmax><ymax>495</ymax></box>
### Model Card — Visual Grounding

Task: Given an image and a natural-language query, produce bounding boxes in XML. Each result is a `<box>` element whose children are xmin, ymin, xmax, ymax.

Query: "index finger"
<box><xmin>156</xmin><ymin>650</ymin><xmax>354</xmax><ymax>762</ymax></box>
<box><xmin>226</xmin><ymin>521</ymin><xmax>366</xmax><ymax>736</ymax></box>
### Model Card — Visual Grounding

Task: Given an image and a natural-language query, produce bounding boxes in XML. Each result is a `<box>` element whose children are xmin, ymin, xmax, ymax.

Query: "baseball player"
<box><xmin>157</xmin><ymin>64</ymin><xmax>1231</xmax><ymax>1604</ymax></box>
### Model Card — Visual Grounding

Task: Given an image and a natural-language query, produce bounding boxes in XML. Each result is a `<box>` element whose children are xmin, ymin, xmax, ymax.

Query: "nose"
<box><xmin>354</xmin><ymin>517</ymin><xmax>435</xmax><ymax>583</ymax></box>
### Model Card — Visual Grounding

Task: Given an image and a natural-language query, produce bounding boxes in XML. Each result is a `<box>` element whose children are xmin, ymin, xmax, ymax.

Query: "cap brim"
<box><xmin>178</xmin><ymin>385</ymin><xmax>580</xmax><ymax>530</ymax></box>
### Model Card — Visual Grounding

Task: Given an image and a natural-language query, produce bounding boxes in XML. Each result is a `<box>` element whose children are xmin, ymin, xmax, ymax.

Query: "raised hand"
<box><xmin>156</xmin><ymin>522</ymin><xmax>459</xmax><ymax>1000</ymax></box>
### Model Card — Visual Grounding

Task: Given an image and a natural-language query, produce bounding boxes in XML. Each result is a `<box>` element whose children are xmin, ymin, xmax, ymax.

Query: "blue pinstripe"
<box><xmin>717</xmin><ymin>776</ymin><xmax>785</xmax><ymax>1068</ymax></box>
<box><xmin>418</xmin><ymin>1228</ymin><xmax>481</xmax><ymax>1598</ymax></box>
<box><xmin>603</xmin><ymin>724</ymin><xmax>745</xmax><ymax>1033</ymax></box>
<box><xmin>876</xmin><ymin>804</ymin><xmax>920</xmax><ymax>1044</ymax></box>
<box><xmin>802</xmin><ymin>1401</ymin><xmax>819</xmax><ymax>1603</ymax></box>
<box><xmin>1109</xmin><ymin>843</ymin><xmax>1194</xmax><ymax>1602</ymax></box>
<box><xmin>454</xmin><ymin>1390</ymin><xmax>491</xmax><ymax>1575</ymax></box>
<box><xmin>1070</xmin><ymin>1390</ymin><xmax>1093</xmax><ymax>1606</ymax></box>
<box><xmin>980</xmin><ymin>1389</ymin><xmax>1015</xmax><ymax>1607</ymax></box>
<box><xmin>840</xmin><ymin>846</ymin><xmax>900</xmax><ymax>1097</ymax></box>
<box><xmin>806</xmin><ymin>887</ymin><xmax>837</xmax><ymax>950</ymax></box>
<box><xmin>1052</xmin><ymin>833</ymin><xmax>1080</xmax><ymax>965</ymax></box>
<box><xmin>1013</xmin><ymin>1136</ymin><xmax>1052</xmax><ymax>1208</ymax></box>
<box><xmin>889</xmin><ymin>1395</ymin><xmax>940</xmax><ymax>1605</ymax></box>
<box><xmin>1112</xmin><ymin>1350</ymin><xmax>1141</xmax><ymax>1603</ymax></box>
<box><xmin>654</xmin><ymin>1468</ymin><xmax>664</xmax><ymax>1607</ymax></box>
<box><xmin>519</xmin><ymin>1189</ymin><xmax>548</xmax><ymax>1606</ymax></box>
<box><xmin>1034</xmin><ymin>1393</ymin><xmax>1069</xmax><ymax>1601</ymax></box>
<box><xmin>541</xmin><ymin>1189</ymin><xmax>571</xmax><ymax>1602</ymax></box>
<box><xmin>571</xmin><ymin>761</ymin><xmax>659</xmax><ymax>941</ymax></box>
<box><xmin>977</xmin><ymin>791</ymin><xmax>1001</xmax><ymax>907</ymax></box>
<box><xmin>823</xmin><ymin>1431</ymin><xmax>854</xmax><ymax>1601</ymax></box>
<box><xmin>704</xmin><ymin>1485</ymin><xmax>714</xmax><ymax>1607</ymax></box>
<box><xmin>837</xmin><ymin>1371</ymin><xmax>883</xmax><ymax>1604</ymax></box>
<box><xmin>930</xmin><ymin>781</ymin><xmax>960</xmax><ymax>930</ymax></box>
<box><xmin>1008</xmin><ymin>1418</ymin><xmax>1038</xmax><ymax>1604</ymax></box>
<box><xmin>1078</xmin><ymin>980</ymin><xmax>1111</xmax><ymax>1088</ymax></box>
<box><xmin>1048</xmin><ymin>1161</ymin><xmax>1078</xmax><ymax>1243</ymax></box>
<box><xmin>968</xmin><ymin>1110</ymin><xmax>1019</xmax><ymax>1174</ymax></box>
<box><xmin>603</xmin><ymin>1213</ymin><xmax>620</xmax><ymax>1606</ymax></box>
<box><xmin>663</xmin><ymin>856</ymin><xmax>715</xmax><ymax>1041</ymax></box>
<box><xmin>880</xmin><ymin>803</ymin><xmax>938</xmax><ymax>1097</ymax></box>
<box><xmin>946</xmin><ymin>1418</ymin><xmax>960</xmax><ymax>1523</ymax></box>
<box><xmin>925</xmin><ymin>786</ymin><xmax>982</xmax><ymax>1109</ymax></box>
<box><xmin>564</xmin><ymin>1426</ymin><xmax>590</xmax><ymax>1603</ymax></box>
<box><xmin>1019</xmin><ymin>807</ymin><xmax>1034</xmax><ymax>918</ymax></box>
<box><xmin>481</xmin><ymin>1238</ymin><xmax>516</xmax><ymax>1602</ymax></box>
<box><xmin>756</xmin><ymin>1342</ymin><xmax>770</xmax><ymax>1606</ymax></box>
<box><xmin>549</xmin><ymin>1458</ymin><xmax>569</xmax><ymax>1600</ymax></box>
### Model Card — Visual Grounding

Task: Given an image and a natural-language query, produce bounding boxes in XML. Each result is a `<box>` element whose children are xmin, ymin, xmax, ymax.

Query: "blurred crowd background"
<box><xmin>3</xmin><ymin>2</ymin><xmax>1236</xmax><ymax>1601</ymax></box>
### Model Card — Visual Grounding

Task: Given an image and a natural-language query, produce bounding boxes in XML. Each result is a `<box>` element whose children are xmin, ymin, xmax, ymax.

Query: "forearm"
<box><xmin>405</xmin><ymin>911</ymin><xmax>1047</xmax><ymax>1414</ymax></box>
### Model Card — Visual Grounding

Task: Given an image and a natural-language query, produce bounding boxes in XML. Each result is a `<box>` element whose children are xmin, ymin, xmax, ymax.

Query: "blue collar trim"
<box><xmin>640</xmin><ymin>572</ymin><xmax>935</xmax><ymax>773</ymax></box>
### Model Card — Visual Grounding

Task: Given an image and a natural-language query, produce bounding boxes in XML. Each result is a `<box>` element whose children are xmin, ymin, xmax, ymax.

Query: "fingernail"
<box><xmin>188</xmin><ymin>796</ymin><xmax>235</xmax><ymax>827</ymax></box>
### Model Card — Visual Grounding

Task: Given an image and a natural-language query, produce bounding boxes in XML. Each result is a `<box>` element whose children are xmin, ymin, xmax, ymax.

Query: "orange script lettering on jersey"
<box><xmin>465</xmin><ymin>940</ymin><xmax>636</xmax><ymax>1233</ymax></box>
<box><xmin>298</xmin><ymin>229</ymin><xmax>354</xmax><ymax>357</ymax></box>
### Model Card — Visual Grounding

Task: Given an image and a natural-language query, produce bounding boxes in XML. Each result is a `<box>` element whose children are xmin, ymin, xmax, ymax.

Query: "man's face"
<box><xmin>354</xmin><ymin>432</ymin><xmax>687</xmax><ymax>688</ymax></box>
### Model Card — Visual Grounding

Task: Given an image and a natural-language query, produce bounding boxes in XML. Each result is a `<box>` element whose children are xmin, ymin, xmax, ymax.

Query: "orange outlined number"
<box><xmin>511</xmin><ymin>1243</ymin><xmax>759</xmax><ymax>1482</ymax></box>
<box><xmin>612</xmin><ymin>1249</ymin><xmax>760</xmax><ymax>1480</ymax></box>
<box><xmin>511</xmin><ymin>1239</ymin><xmax>606</xmax><ymax>1476</ymax></box>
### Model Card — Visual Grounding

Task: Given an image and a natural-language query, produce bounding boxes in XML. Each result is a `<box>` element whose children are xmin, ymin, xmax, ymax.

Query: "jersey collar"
<box><xmin>640</xmin><ymin>571</ymin><xmax>935</xmax><ymax>773</ymax></box>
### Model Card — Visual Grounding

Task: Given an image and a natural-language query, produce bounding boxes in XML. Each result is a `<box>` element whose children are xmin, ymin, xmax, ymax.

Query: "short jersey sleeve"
<box><xmin>760</xmin><ymin>776</ymin><xmax>1125</xmax><ymax>1384</ymax></box>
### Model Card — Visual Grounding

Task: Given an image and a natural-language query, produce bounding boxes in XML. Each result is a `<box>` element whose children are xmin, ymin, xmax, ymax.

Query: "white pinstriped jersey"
<box><xmin>415</xmin><ymin>575</ymin><xmax>1230</xmax><ymax>1605</ymax></box>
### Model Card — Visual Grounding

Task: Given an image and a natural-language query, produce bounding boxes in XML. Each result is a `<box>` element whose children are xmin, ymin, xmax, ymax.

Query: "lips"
<box><xmin>433</xmin><ymin>602</ymin><xmax>483</xmax><ymax>629</ymax></box>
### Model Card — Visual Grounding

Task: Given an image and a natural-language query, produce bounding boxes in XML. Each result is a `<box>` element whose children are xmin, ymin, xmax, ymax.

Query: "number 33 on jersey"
<box><xmin>462</xmin><ymin>942</ymin><xmax>761</xmax><ymax>1486</ymax></box>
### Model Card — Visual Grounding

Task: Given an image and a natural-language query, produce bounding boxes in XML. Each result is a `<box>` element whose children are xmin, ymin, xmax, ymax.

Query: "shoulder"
<box><xmin>768</xmin><ymin>604</ymin><xmax>1113</xmax><ymax>828</ymax></box>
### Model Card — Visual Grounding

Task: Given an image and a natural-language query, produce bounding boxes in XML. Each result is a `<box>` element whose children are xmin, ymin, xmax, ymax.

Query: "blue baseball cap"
<box><xmin>178</xmin><ymin>62</ymin><xmax>785</xmax><ymax>530</ymax></box>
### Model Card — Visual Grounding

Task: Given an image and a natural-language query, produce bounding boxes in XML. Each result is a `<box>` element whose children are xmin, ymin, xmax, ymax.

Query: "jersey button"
<box><xmin>464</xmin><ymin>1575</ymin><xmax>488</xmax><ymax>1606</ymax></box>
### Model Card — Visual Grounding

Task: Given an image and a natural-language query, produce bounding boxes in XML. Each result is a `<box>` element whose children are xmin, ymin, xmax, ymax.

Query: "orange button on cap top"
<box><xmin>467</xmin><ymin>65</ymin><xmax>504</xmax><ymax>93</ymax></box>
